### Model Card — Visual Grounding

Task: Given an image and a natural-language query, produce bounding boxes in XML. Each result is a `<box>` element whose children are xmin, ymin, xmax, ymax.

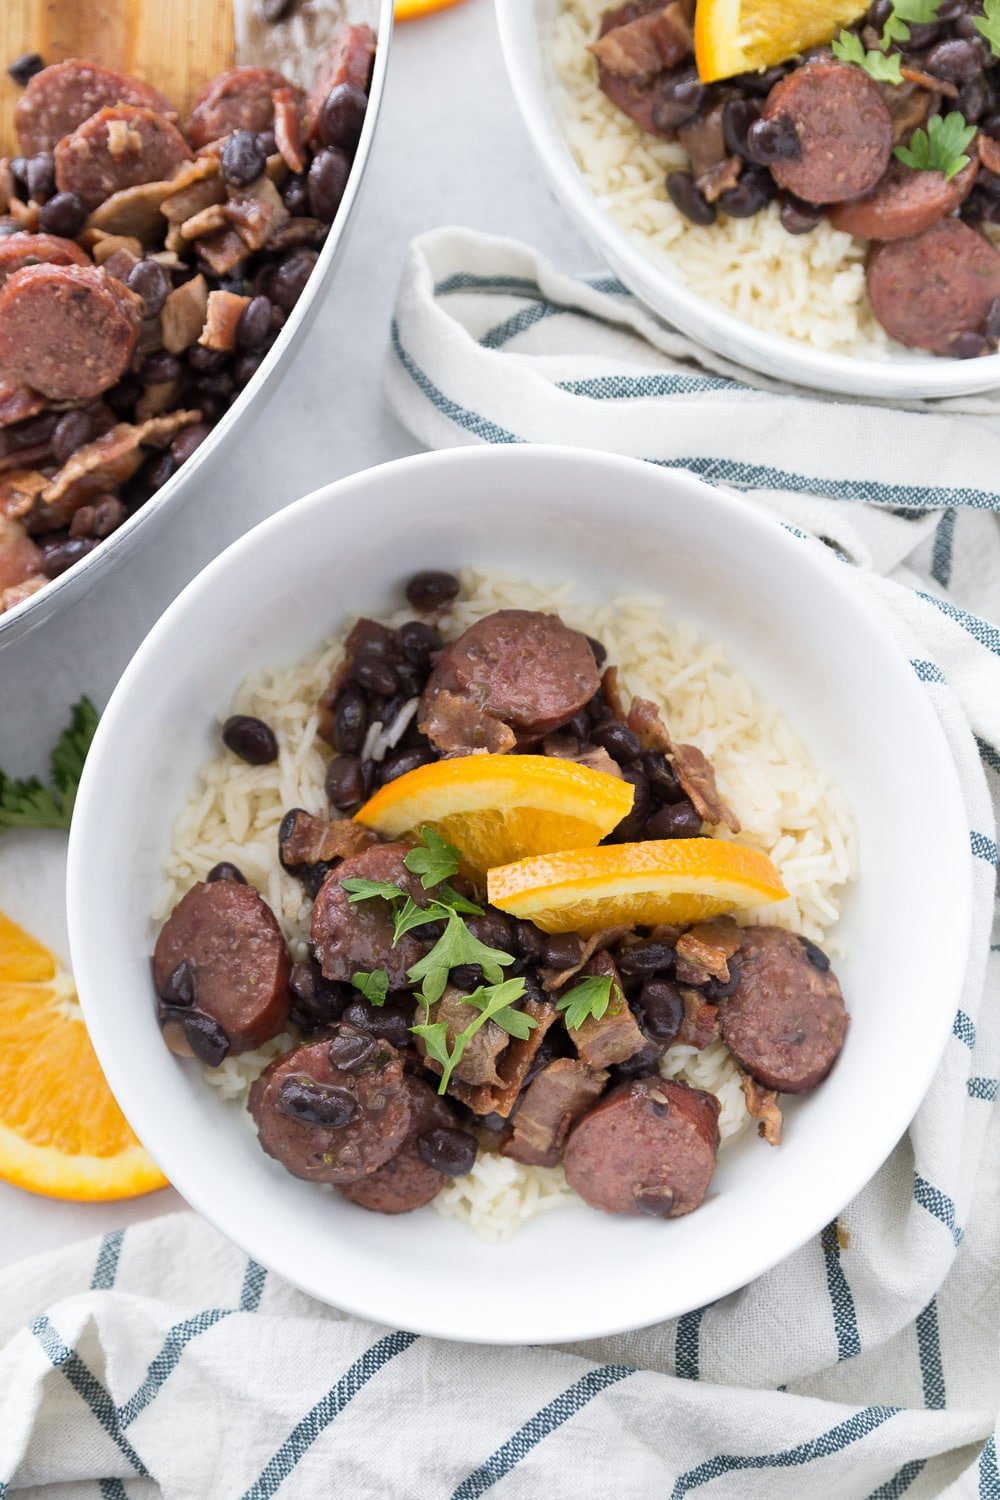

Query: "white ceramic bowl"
<box><xmin>67</xmin><ymin>446</ymin><xmax>971</xmax><ymax>1344</ymax></box>
<box><xmin>0</xmin><ymin>0</ymin><xmax>393</xmax><ymax>651</ymax></box>
<box><xmin>495</xmin><ymin>0</ymin><xmax>1000</xmax><ymax>400</ymax></box>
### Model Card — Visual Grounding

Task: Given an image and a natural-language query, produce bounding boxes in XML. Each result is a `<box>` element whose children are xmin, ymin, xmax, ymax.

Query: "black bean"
<box><xmin>237</xmin><ymin>294</ymin><xmax>274</xmax><ymax>350</ymax></box>
<box><xmin>160</xmin><ymin>957</ymin><xmax>197</xmax><ymax>1005</ymax></box>
<box><xmin>723</xmin><ymin>99</ymin><xmax>762</xmax><ymax>159</ymax></box>
<box><xmin>270</xmin><ymin>247</ymin><xmax>318</xmax><ymax>310</ymax></box>
<box><xmin>234</xmin><ymin>350</ymin><xmax>265</xmax><ymax>387</ymax></box>
<box><xmin>398</xmin><ymin>618</ymin><xmax>442</xmax><ymax>666</ymax></box>
<box><xmin>950</xmin><ymin>329</ymin><xmax>990</xmax><ymax>358</ymax></box>
<box><xmin>405</xmin><ymin>569</ymin><xmax>460</xmax><ymax>611</ymax></box>
<box><xmin>51</xmin><ymin>408</ymin><xmax>94</xmax><ymax>464</ymax></box>
<box><xmin>542</xmin><ymin>933</ymin><xmax>584</xmax><ymax>970</ymax></box>
<box><xmin>282</xmin><ymin>173</ymin><xmax>311</xmax><ymax>215</ymax></box>
<box><xmin>645</xmin><ymin>800</ymin><xmax>703</xmax><ymax>838</ymax></box>
<box><xmin>187</xmin><ymin>343</ymin><xmax>228</xmax><ymax>374</ymax></box>
<box><xmin>954</xmin><ymin>10</ymin><xmax>986</xmax><ymax>38</ymax></box>
<box><xmin>381</xmin><ymin>745</ymin><xmax>434</xmax><ymax>786</ymax></box>
<box><xmin>565</xmin><ymin>710</ymin><xmax>591</xmax><ymax>741</ymax></box>
<box><xmin>206</xmin><ymin>860</ymin><xmax>247</xmax><ymax>883</ymax></box>
<box><xmin>935</xmin><ymin>0</ymin><xmax>964</xmax><ymax>18</ymax></box>
<box><xmin>586</xmin><ymin>690</ymin><xmax>613</xmax><ymax>724</ymax></box>
<box><xmin>360</xmin><ymin>758</ymin><xmax>378</xmax><ymax>800</ymax></box>
<box><xmin>957</xmin><ymin>75</ymin><xmax>991</xmax><ymax>122</ymax></box>
<box><xmin>324</xmin><ymin>754</ymin><xmax>362</xmax><ymax>812</ymax></box>
<box><xmin>277</xmin><ymin>1076</ymin><xmax>358</xmax><ymax>1127</ymax></box>
<box><xmin>343</xmin><ymin>999</ymin><xmax>411</xmax><ymax>1049</ymax></box>
<box><xmin>261</xmin><ymin>0</ymin><xmax>294</xmax><ymax>20</ymax></box>
<box><xmin>923</xmin><ymin>37</ymin><xmax>982</xmax><ymax>80</ymax></box>
<box><xmin>867</xmin><ymin>0</ymin><xmax>892</xmax><ymax>25</ymax></box>
<box><xmin>38</xmin><ymin>190</ymin><xmax>86</xmax><ymax>237</ymax></box>
<box><xmin>905</xmin><ymin>20</ymin><xmax>943</xmax><ymax>47</ymax></box>
<box><xmin>799</xmin><ymin>937</ymin><xmax>831</xmax><ymax>972</ymax></box>
<box><xmin>449</xmin><ymin>963</ymin><xmax>484</xmax><ymax>990</ymax></box>
<box><xmin>328</xmin><ymin>1030</ymin><xmax>379</xmax><ymax>1071</ymax></box>
<box><xmin>612</xmin><ymin>767</ymin><xmax>652</xmax><ymax>841</ymax></box>
<box><xmin>289</xmin><ymin>962</ymin><xmax>350</xmax><ymax>1026</ymax></box>
<box><xmin>183</xmin><ymin>1010</ymin><xmax>230</xmax><ymax>1066</ymax></box>
<box><xmin>592</xmin><ymin>719</ymin><xmax>642</xmax><ymax>764</ymax></box>
<box><xmin>351</xmin><ymin>653</ymin><xmax>398</xmax><ymax>697</ymax></box>
<box><xmin>308</xmin><ymin>146</ymin><xmax>351</xmax><ymax>222</ymax></box>
<box><xmin>7</xmin><ymin>52</ymin><xmax>44</xmax><ymax>87</ymax></box>
<box><xmin>637</xmin><ymin>979</ymin><xmax>684</xmax><ymax>1045</ymax></box>
<box><xmin>617</xmin><ymin>941</ymin><xmax>676</xmax><ymax>978</ymax></box>
<box><xmin>730</xmin><ymin>64</ymin><xmax>788</xmax><ymax>96</ymax></box>
<box><xmin>222</xmin><ymin>714</ymin><xmax>279</xmax><ymax>765</ymax></box>
<box><xmin>610</xmin><ymin>1040</ymin><xmax>665</xmax><ymax>1082</ymax></box>
<box><xmin>585</xmin><ymin>635</ymin><xmax>608</xmax><ymax>668</ymax></box>
<box><xmin>333</xmin><ymin>691</ymin><xmax>368</xmax><ymax>758</ymax></box>
<box><xmin>318</xmin><ymin>81</ymin><xmax>368</xmax><ymax>151</ymax></box>
<box><xmin>144</xmin><ymin>450</ymin><xmax>175</xmax><ymax>493</ymax></box>
<box><xmin>141</xmin><ymin>351</ymin><xmax>182</xmax><ymax>385</ymax></box>
<box><xmin>514</xmin><ymin>921</ymin><xmax>546</xmax><ymax>963</ymax></box>
<box><xmin>718</xmin><ymin>165</ymin><xmax>775</xmax><ymax>219</ymax></box>
<box><xmin>466</xmin><ymin>910</ymin><xmax>514</xmax><ymax>952</ymax></box>
<box><xmin>417</xmin><ymin>1126</ymin><xmax>478</xmax><ymax>1176</ymax></box>
<box><xmin>170</xmin><ymin>422</ymin><xmax>211</xmax><ymax>467</ymax></box>
<box><xmin>38</xmin><ymin>535</ymin><xmax>96</xmax><ymax>579</ymax></box>
<box><xmin>747</xmin><ymin>114</ymin><xmax>802</xmax><ymax>165</ymax></box>
<box><xmin>86</xmin><ymin>495</ymin><xmax>127</xmax><ymax>539</ymax></box>
<box><xmin>666</xmin><ymin>170</ymin><xmax>716</xmax><ymax>226</ymax></box>
<box><xmin>642</xmin><ymin>751</ymin><xmax>682</xmax><ymax>803</ymax></box>
<box><xmin>635</xmin><ymin>1187</ymin><xmax>675</xmax><ymax>1217</ymax></box>
<box><xmin>25</xmin><ymin>152</ymin><xmax>54</xmax><ymax>203</ymax></box>
<box><xmin>126</xmin><ymin>258</ymin><xmax>172</xmax><ymax>317</ymax></box>
<box><xmin>703</xmin><ymin>955</ymin><xmax>741</xmax><ymax>1001</ymax></box>
<box><xmin>779</xmin><ymin>192</ymin><xmax>823</xmax><ymax>235</ymax></box>
<box><xmin>223</xmin><ymin>129</ymin><xmax>266</xmax><ymax>187</ymax></box>
<box><xmin>651</xmin><ymin>65</ymin><xmax>706</xmax><ymax>130</ymax></box>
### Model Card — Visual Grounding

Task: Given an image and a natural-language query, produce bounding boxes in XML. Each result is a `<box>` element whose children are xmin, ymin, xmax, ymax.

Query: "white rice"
<box><xmin>156</xmin><ymin>567</ymin><xmax>857</xmax><ymax>1239</ymax></box>
<box><xmin>550</xmin><ymin>0</ymin><xmax>895</xmax><ymax>355</ymax></box>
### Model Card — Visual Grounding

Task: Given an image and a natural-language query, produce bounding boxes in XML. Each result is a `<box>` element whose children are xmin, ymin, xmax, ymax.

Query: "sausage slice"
<box><xmin>719</xmin><ymin>926</ymin><xmax>847</xmax><ymax>1094</ymax></box>
<box><xmin>0</xmin><ymin>232</ymin><xmax>91</xmax><ymax>285</ymax></box>
<box><xmin>421</xmin><ymin>609</ymin><xmax>600</xmax><ymax>743</ymax></box>
<box><xmin>867</xmin><ymin>219</ymin><xmax>1000</xmax><ymax>354</ymax></box>
<box><xmin>762</xmin><ymin>62</ymin><xmax>893</xmax><ymax>204</ymax></box>
<box><xmin>829</xmin><ymin>156</ymin><xmax>978</xmax><ymax>241</ymax></box>
<box><xmin>310</xmin><ymin>841</ymin><xmax>429</xmax><ymax>988</ymax></box>
<box><xmin>54</xmin><ymin>105</ymin><xmax>192</xmax><ymax>210</ymax></box>
<box><xmin>153</xmin><ymin>880</ymin><xmax>291</xmax><ymax>1055</ymax></box>
<box><xmin>0</xmin><ymin>264</ymin><xmax>142</xmax><ymax>401</ymax></box>
<box><xmin>304</xmin><ymin>24</ymin><xmax>377</xmax><ymax>141</ymax></box>
<box><xmin>15</xmin><ymin>59</ymin><xmax>174</xmax><ymax>155</ymax></box>
<box><xmin>186</xmin><ymin>67</ymin><xmax>302</xmax><ymax>149</ymax></box>
<box><xmin>249</xmin><ymin>1026</ymin><xmax>411</xmax><ymax>1184</ymax></box>
<box><xmin>564</xmin><ymin>1076</ymin><xmax>720</xmax><ymax>1217</ymax></box>
<box><xmin>339</xmin><ymin>1076</ymin><xmax>456</xmax><ymax>1213</ymax></box>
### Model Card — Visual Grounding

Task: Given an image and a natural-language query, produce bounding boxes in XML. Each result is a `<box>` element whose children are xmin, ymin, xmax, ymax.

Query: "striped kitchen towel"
<box><xmin>1</xmin><ymin>230</ymin><xmax>999</xmax><ymax>1500</ymax></box>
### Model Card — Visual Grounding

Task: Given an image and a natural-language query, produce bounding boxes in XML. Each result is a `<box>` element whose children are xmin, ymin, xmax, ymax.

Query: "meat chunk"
<box><xmin>564</xmin><ymin>1076</ymin><xmax>720</xmax><ymax>1216</ymax></box>
<box><xmin>674</xmin><ymin>917</ymin><xmax>741</xmax><ymax>986</ymax></box>
<box><xmin>671</xmin><ymin>742</ymin><xmax>739</xmax><ymax>831</ymax></box>
<box><xmin>589</xmin><ymin>4</ymin><xmax>692</xmax><ymax>82</ymax></box>
<box><xmin>503</xmin><ymin>1059</ymin><xmax>609</xmax><ymax>1167</ymax></box>
<box><xmin>0</xmin><ymin>264</ymin><xmax>142</xmax><ymax>402</ymax></box>
<box><xmin>279</xmin><ymin>811</ymin><xmax>377</xmax><ymax>868</ymax></box>
<box><xmin>449</xmin><ymin>997</ymin><xmax>559</xmax><ymax>1117</ymax></box>
<box><xmin>339</xmin><ymin>1076</ymin><xmax>460</xmax><ymax>1213</ymax></box>
<box><xmin>304</xmin><ymin>24</ymin><xmax>377</xmax><ymax>141</ymax></box>
<box><xmin>0</xmin><ymin>516</ymin><xmax>42</xmax><ymax>591</ymax></box>
<box><xmin>419</xmin><ymin>688</ymin><xmax>516</xmax><ymax>757</ymax></box>
<box><xmin>15</xmin><ymin>59</ymin><xmax>174</xmax><ymax>155</ymax></box>
<box><xmin>249</xmin><ymin>1026</ymin><xmax>411</xmax><ymax>1185</ymax></box>
<box><xmin>719</xmin><ymin>926</ymin><xmax>848</xmax><ymax>1093</ymax></box>
<box><xmin>310</xmin><ymin>842</ymin><xmax>429</xmax><ymax>989</ymax></box>
<box><xmin>186</xmin><ymin>67</ymin><xmax>303</xmax><ymax>149</ymax></box>
<box><xmin>0</xmin><ymin>232</ymin><xmax>91</xmax><ymax>285</ymax></box>
<box><xmin>54</xmin><ymin>105</ymin><xmax>192</xmax><ymax>211</ymax></box>
<box><xmin>419</xmin><ymin>986</ymin><xmax>509</xmax><ymax>1087</ymax></box>
<box><xmin>741</xmin><ymin>1072</ymin><xmax>783</xmax><ymax>1146</ymax></box>
<box><xmin>0</xmin><ymin>379</ymin><xmax>46</xmax><ymax>429</ymax></box>
<box><xmin>867</xmin><ymin>220</ymin><xmax>1000</xmax><ymax>355</ymax></box>
<box><xmin>421</xmin><ymin>609</ymin><xmax>600</xmax><ymax>743</ymax></box>
<box><xmin>677</xmin><ymin>986</ymin><xmax>720</xmax><ymax>1048</ymax></box>
<box><xmin>566</xmin><ymin>949</ymin><xmax>648</xmax><ymax>1069</ymax></box>
<box><xmin>762</xmin><ymin>62</ymin><xmax>893</xmax><ymax>205</ymax></box>
<box><xmin>153</xmin><ymin>880</ymin><xmax>291</xmax><ymax>1055</ymax></box>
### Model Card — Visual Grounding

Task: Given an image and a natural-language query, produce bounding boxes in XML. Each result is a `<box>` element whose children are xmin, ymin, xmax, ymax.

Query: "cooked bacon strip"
<box><xmin>899</xmin><ymin>65</ymin><xmax>958</xmax><ymax>98</ymax></box>
<box><xmin>672</xmin><ymin>742</ymin><xmax>740</xmax><ymax>832</ymax></box>
<box><xmin>225</xmin><ymin>175</ymin><xmax>289</xmax><ymax>253</ymax></box>
<box><xmin>677</xmin><ymin>985</ymin><xmax>720</xmax><ymax>1048</ymax></box>
<box><xmin>699</xmin><ymin>155</ymin><xmax>742</xmax><ymax>204</ymax></box>
<box><xmin>542</xmin><ymin>736</ymin><xmax>622</xmax><ymax>780</ymax></box>
<box><xmin>279</xmin><ymin>810</ymin><xmax>377</xmax><ymax>867</ymax></box>
<box><xmin>200</xmin><ymin>289</ymin><xmax>251</xmax><ymax>352</ymax></box>
<box><xmin>741</xmin><ymin>1072</ymin><xmax>783</xmax><ymax>1147</ymax></box>
<box><xmin>980</xmin><ymin>132</ymin><xmax>1000</xmax><ymax>177</ymax></box>
<box><xmin>503</xmin><ymin>1059</ymin><xmax>609</xmax><ymax>1167</ymax></box>
<box><xmin>273</xmin><ymin>87</ymin><xmax>306</xmax><ymax>174</ymax></box>
<box><xmin>674</xmin><ymin>917</ymin><xmax>741</xmax><ymax>986</ymax></box>
<box><xmin>626</xmin><ymin>695</ymin><xmax>673</xmax><ymax>753</ymax></box>
<box><xmin>1</xmin><ymin>571</ymin><xmax>46</xmax><ymax>612</ymax></box>
<box><xmin>419</xmin><ymin>688</ymin><xmax>516</xmax><ymax>757</ymax></box>
<box><xmin>589</xmin><ymin>4</ymin><xmax>692</xmax><ymax>82</ymax></box>
<box><xmin>601</xmin><ymin>663</ymin><xmax>626</xmax><ymax>721</ymax></box>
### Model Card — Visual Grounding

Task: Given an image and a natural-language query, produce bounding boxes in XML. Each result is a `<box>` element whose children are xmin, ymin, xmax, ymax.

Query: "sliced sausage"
<box><xmin>153</xmin><ymin>879</ymin><xmax>291</xmax><ymax>1054</ymax></box>
<box><xmin>719</xmin><ymin>926</ymin><xmax>847</xmax><ymax>1094</ymax></box>
<box><xmin>829</xmin><ymin>156</ymin><xmax>977</xmax><ymax>240</ymax></box>
<box><xmin>304</xmin><ymin>24</ymin><xmax>377</xmax><ymax>141</ymax></box>
<box><xmin>564</xmin><ymin>1076</ymin><xmax>720</xmax><ymax>1217</ymax></box>
<box><xmin>54</xmin><ymin>105</ymin><xmax>192</xmax><ymax>210</ymax></box>
<box><xmin>762</xmin><ymin>62</ymin><xmax>893</xmax><ymax>204</ymax></box>
<box><xmin>0</xmin><ymin>232</ymin><xmax>91</xmax><ymax>285</ymax></box>
<box><xmin>310</xmin><ymin>841</ymin><xmax>429</xmax><ymax>989</ymax></box>
<box><xmin>249</xmin><ymin>1026</ymin><xmax>411</xmax><ymax>1185</ymax></box>
<box><xmin>340</xmin><ymin>1076</ymin><xmax>455</xmax><ymax>1213</ymax></box>
<box><xmin>0</xmin><ymin>264</ymin><xmax>142</xmax><ymax>402</ymax></box>
<box><xmin>867</xmin><ymin>219</ymin><xmax>1000</xmax><ymax>354</ymax></box>
<box><xmin>186</xmin><ymin>67</ymin><xmax>302</xmax><ymax>150</ymax></box>
<box><xmin>15</xmin><ymin>60</ymin><xmax>174</xmax><ymax>156</ymax></box>
<box><xmin>421</xmin><ymin>609</ymin><xmax>600</xmax><ymax>743</ymax></box>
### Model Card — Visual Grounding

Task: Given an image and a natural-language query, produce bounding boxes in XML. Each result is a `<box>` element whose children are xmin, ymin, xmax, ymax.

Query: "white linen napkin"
<box><xmin>2</xmin><ymin>226</ymin><xmax>999</xmax><ymax>1499</ymax></box>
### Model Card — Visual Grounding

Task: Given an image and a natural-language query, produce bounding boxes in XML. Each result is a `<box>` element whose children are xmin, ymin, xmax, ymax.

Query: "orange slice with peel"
<box><xmin>0</xmin><ymin>910</ymin><xmax>167</xmax><ymax>1200</ymax></box>
<box><xmin>395</xmin><ymin>0</ymin><xmax>466</xmax><ymax>20</ymax></box>
<box><xmin>694</xmin><ymin>0</ymin><xmax>867</xmax><ymax>83</ymax></box>
<box><xmin>356</xmin><ymin>754</ymin><xmax>634</xmax><ymax>879</ymax></box>
<box><xmin>487</xmin><ymin>838</ymin><xmax>788</xmax><ymax>935</ymax></box>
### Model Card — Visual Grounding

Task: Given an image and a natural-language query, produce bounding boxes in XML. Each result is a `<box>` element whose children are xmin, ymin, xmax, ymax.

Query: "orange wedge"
<box><xmin>695</xmin><ymin>0</ymin><xmax>867</xmax><ymax>82</ymax></box>
<box><xmin>0</xmin><ymin>911</ymin><xmax>167</xmax><ymax>1200</ymax></box>
<box><xmin>395</xmin><ymin>0</ymin><xmax>466</xmax><ymax>19</ymax></box>
<box><xmin>356</xmin><ymin>755</ymin><xmax>634</xmax><ymax>880</ymax></box>
<box><xmin>487</xmin><ymin>839</ymin><xmax>787</xmax><ymax>935</ymax></box>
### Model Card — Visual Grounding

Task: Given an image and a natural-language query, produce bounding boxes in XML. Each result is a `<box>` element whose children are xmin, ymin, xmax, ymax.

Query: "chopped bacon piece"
<box><xmin>626</xmin><ymin>695</ymin><xmax>673</xmax><ymax>753</ymax></box>
<box><xmin>193</xmin><ymin>228</ymin><xmax>247</xmax><ymax>277</ymax></box>
<box><xmin>200</xmin><ymin>289</ymin><xmax>251</xmax><ymax>352</ymax></box>
<box><xmin>980</xmin><ymin>132</ymin><xmax>1000</xmax><ymax>177</ymax></box>
<box><xmin>503</xmin><ymin>1059</ymin><xmax>609</xmax><ymax>1167</ymax></box>
<box><xmin>672</xmin><ymin>741</ymin><xmax>740</xmax><ymax>832</ymax></box>
<box><xmin>279</xmin><ymin>810</ymin><xmax>378</xmax><ymax>868</ymax></box>
<box><xmin>589</xmin><ymin>4</ymin><xmax>692</xmax><ymax>82</ymax></box>
<box><xmin>0</xmin><ymin>516</ymin><xmax>43</xmax><ymax>590</ymax></box>
<box><xmin>675</xmin><ymin>917</ymin><xmax>741</xmax><ymax>986</ymax></box>
<box><xmin>419</xmin><ymin>688</ymin><xmax>516</xmax><ymax>757</ymax></box>
<box><xmin>0</xmin><ymin>379</ymin><xmax>45</xmax><ymax>430</ymax></box>
<box><xmin>741</xmin><ymin>1072</ymin><xmax>783</xmax><ymax>1146</ymax></box>
<box><xmin>419</xmin><ymin>987</ymin><xmax>509</xmax><ymax>1089</ymax></box>
<box><xmin>224</xmin><ymin>175</ymin><xmax>289</xmax><ymax>253</ymax></box>
<box><xmin>1</xmin><ymin>571</ymin><xmax>46</xmax><ymax>612</ymax></box>
<box><xmin>160</xmin><ymin>273</ymin><xmax>209</xmax><ymax>353</ymax></box>
<box><xmin>273</xmin><ymin>87</ymin><xmax>306</xmax><ymax>174</ymax></box>
<box><xmin>317</xmin><ymin>659</ymin><xmax>350</xmax><ymax>747</ymax></box>
<box><xmin>677</xmin><ymin>986</ymin><xmax>720</xmax><ymax>1048</ymax></box>
<box><xmin>601</xmin><ymin>663</ymin><xmax>626</xmax><ymax>721</ymax></box>
<box><xmin>542</xmin><ymin>736</ymin><xmax>622</xmax><ymax>779</ymax></box>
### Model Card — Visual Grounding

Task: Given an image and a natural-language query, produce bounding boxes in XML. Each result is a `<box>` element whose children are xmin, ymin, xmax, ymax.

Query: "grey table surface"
<box><xmin>0</xmin><ymin>0</ymin><xmax>591</xmax><ymax>1271</ymax></box>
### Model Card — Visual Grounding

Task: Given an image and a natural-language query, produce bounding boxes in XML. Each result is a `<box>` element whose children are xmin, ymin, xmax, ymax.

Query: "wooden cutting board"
<box><xmin>0</xmin><ymin>0</ymin><xmax>237</xmax><ymax>155</ymax></box>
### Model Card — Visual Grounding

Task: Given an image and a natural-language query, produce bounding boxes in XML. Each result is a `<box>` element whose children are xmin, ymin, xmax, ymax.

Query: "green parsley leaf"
<box><xmin>434</xmin><ymin>882</ymin><xmax>483</xmax><ymax>916</ymax></box>
<box><xmin>832</xmin><ymin>28</ymin><xmax>903</xmax><ymax>81</ymax></box>
<box><xmin>410</xmin><ymin>1020</ymin><xmax>451</xmax><ymax>1071</ymax></box>
<box><xmin>352</xmin><ymin>969</ymin><xmax>389</xmax><ymax>1005</ymax></box>
<box><xmin>0</xmin><ymin>696</ymin><xmax>100</xmax><ymax>836</ymax></box>
<box><xmin>416</xmin><ymin>978</ymin><xmax>534</xmax><ymax>1094</ymax></box>
<box><xmin>894</xmin><ymin>111</ymin><xmax>977</xmax><ymax>181</ymax></box>
<box><xmin>556</xmin><ymin>975</ymin><xmax>615</xmax><ymax>1032</ymax></box>
<box><xmin>892</xmin><ymin>0</ymin><xmax>941</xmax><ymax>21</ymax></box>
<box><xmin>392</xmin><ymin>896</ymin><xmax>450</xmax><ymax>944</ymax></box>
<box><xmin>975</xmin><ymin>0</ymin><xmax>1000</xmax><ymax>58</ymax></box>
<box><xmin>341</xmin><ymin>877</ymin><xmax>407</xmax><ymax>904</ymax></box>
<box><xmin>406</xmin><ymin>907</ymin><xmax>515</xmax><ymax>1007</ymax></box>
<box><xmin>403</xmin><ymin>825</ymin><xmax>462</xmax><ymax>889</ymax></box>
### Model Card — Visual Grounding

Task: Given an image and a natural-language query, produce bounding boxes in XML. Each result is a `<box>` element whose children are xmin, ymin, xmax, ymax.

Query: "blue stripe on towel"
<box><xmin>931</xmin><ymin>510</ymin><xmax>957</xmax><ymax>588</ymax></box>
<box><xmin>558</xmin><ymin>372</ymin><xmax>745</xmax><ymax>398</ymax></box>
<box><xmin>917</xmin><ymin>593</ymin><xmax>1000</xmax><ymax>655</ymax></box>
<box><xmin>821</xmin><ymin>1221</ymin><xmax>860</xmax><ymax>1362</ymax></box>
<box><xmin>652</xmin><ymin>456</ymin><xmax>1000</xmax><ymax>512</ymax></box>
<box><xmin>240</xmin><ymin>1259</ymin><xmax>267</xmax><ymax>1312</ymax></box>
<box><xmin>31</xmin><ymin>1316</ymin><xmax>149</xmax><ymax>1477</ymax></box>
<box><xmin>970</xmin><ymin>831</ymin><xmax>999</xmax><ymax>866</ymax></box>
<box><xmin>675</xmin><ymin>1307</ymin><xmax>705</xmax><ymax>1380</ymax></box>
<box><xmin>435</xmin><ymin>273</ymin><xmax>546</xmax><ymax>298</ymax></box>
<box><xmin>391</xmin><ymin>320</ymin><xmax>523</xmax><ymax>445</ymax></box>
<box><xmin>118</xmin><ymin>1310</ymin><xmax>232</xmax><ymax>1427</ymax></box>
<box><xmin>241</xmin><ymin>1331</ymin><xmax>418</xmax><ymax>1500</ymax></box>
<box><xmin>976</xmin><ymin>738</ymin><xmax>1000</xmax><ymax>777</ymax></box>
<box><xmin>99</xmin><ymin>1481</ymin><xmax>129</xmax><ymax>1500</ymax></box>
<box><xmin>915</xmin><ymin>1300</ymin><xmax>946</xmax><ymax>1409</ymax></box>
<box><xmin>451</xmin><ymin>1364</ymin><xmax>633</xmax><ymax>1499</ymax></box>
<box><xmin>954</xmin><ymin>1011</ymin><xmax>977</xmax><ymax>1048</ymax></box>
<box><xmin>866</xmin><ymin>1460</ymin><xmax>926</xmax><ymax>1498</ymax></box>
<box><xmin>669</xmin><ymin>1405</ymin><xmax>901</xmax><ymax>1497</ymax></box>
<box><xmin>968</xmin><ymin>1077</ymin><xmax>999</xmax><ymax>1101</ymax></box>
<box><xmin>911</xmin><ymin>659</ymin><xmax>946</xmax><ymax>684</ymax></box>
<box><xmin>980</xmin><ymin>1435</ymin><xmax>1000</xmax><ymax>1498</ymax></box>
<box><xmin>913</xmin><ymin>1174</ymin><xmax>964</xmax><ymax>1247</ymax></box>
<box><xmin>91</xmin><ymin>1229</ymin><xmax>125</xmax><ymax>1291</ymax></box>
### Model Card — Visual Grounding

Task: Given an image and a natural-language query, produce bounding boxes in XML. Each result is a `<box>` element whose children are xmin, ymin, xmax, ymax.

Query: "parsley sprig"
<box><xmin>832</xmin><ymin>29</ymin><xmax>903</xmax><ymax>83</ymax></box>
<box><xmin>352</xmin><ymin>969</ymin><xmax>389</xmax><ymax>1005</ymax></box>
<box><xmin>879</xmin><ymin>0</ymin><xmax>942</xmax><ymax>49</ymax></box>
<box><xmin>412</xmin><ymin>978</ymin><xmax>536</xmax><ymax>1094</ymax></box>
<box><xmin>555</xmin><ymin>974</ymin><xmax>616</xmax><ymax>1032</ymax></box>
<box><xmin>975</xmin><ymin>0</ymin><xmax>1000</xmax><ymax>57</ymax></box>
<box><xmin>894</xmin><ymin>112</ymin><xmax>977</xmax><ymax>180</ymax></box>
<box><xmin>0</xmin><ymin>696</ymin><xmax>99</xmax><ymax>835</ymax></box>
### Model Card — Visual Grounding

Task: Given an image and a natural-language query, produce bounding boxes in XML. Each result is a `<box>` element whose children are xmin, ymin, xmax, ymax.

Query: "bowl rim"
<box><xmin>493</xmin><ymin>0</ymin><xmax>1000</xmax><ymax>400</ymax></box>
<box><xmin>66</xmin><ymin>445</ymin><xmax>973</xmax><ymax>1342</ymax></box>
<box><xmin>0</xmin><ymin>0</ymin><xmax>395</xmax><ymax>651</ymax></box>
